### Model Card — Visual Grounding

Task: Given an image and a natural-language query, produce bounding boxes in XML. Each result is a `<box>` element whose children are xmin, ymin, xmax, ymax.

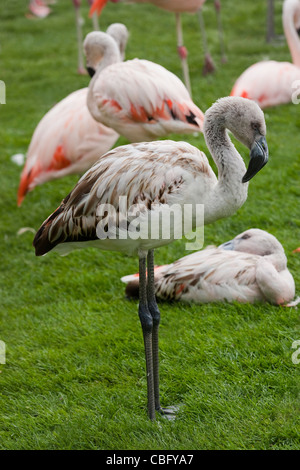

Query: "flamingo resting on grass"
<box><xmin>231</xmin><ymin>0</ymin><xmax>300</xmax><ymax>108</ymax></box>
<box><xmin>33</xmin><ymin>96</ymin><xmax>268</xmax><ymax>420</ymax></box>
<box><xmin>89</xmin><ymin>0</ymin><xmax>227</xmax><ymax>96</ymax></box>
<box><xmin>122</xmin><ymin>228</ymin><xmax>295</xmax><ymax>306</ymax></box>
<box><xmin>84</xmin><ymin>31</ymin><xmax>204</xmax><ymax>142</ymax></box>
<box><xmin>17</xmin><ymin>24</ymin><xmax>129</xmax><ymax>206</ymax></box>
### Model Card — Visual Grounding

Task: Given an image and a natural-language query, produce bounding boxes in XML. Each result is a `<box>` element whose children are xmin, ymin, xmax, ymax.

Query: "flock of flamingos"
<box><xmin>20</xmin><ymin>0</ymin><xmax>299</xmax><ymax>420</ymax></box>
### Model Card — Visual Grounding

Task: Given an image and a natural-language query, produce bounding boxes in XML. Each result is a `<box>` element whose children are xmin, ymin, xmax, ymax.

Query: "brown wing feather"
<box><xmin>33</xmin><ymin>141</ymin><xmax>213</xmax><ymax>256</ymax></box>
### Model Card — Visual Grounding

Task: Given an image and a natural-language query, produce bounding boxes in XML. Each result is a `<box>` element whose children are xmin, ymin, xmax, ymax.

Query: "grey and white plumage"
<box><xmin>33</xmin><ymin>97</ymin><xmax>268</xmax><ymax>258</ymax></box>
<box><xmin>33</xmin><ymin>96</ymin><xmax>269</xmax><ymax>421</ymax></box>
<box><xmin>122</xmin><ymin>229</ymin><xmax>295</xmax><ymax>306</ymax></box>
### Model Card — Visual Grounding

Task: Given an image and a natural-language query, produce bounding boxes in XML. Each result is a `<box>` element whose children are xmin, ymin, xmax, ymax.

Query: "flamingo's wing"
<box><xmin>33</xmin><ymin>140</ymin><xmax>215</xmax><ymax>256</ymax></box>
<box><xmin>89</xmin><ymin>59</ymin><xmax>204</xmax><ymax>141</ymax></box>
<box><xmin>18</xmin><ymin>88</ymin><xmax>118</xmax><ymax>205</ymax></box>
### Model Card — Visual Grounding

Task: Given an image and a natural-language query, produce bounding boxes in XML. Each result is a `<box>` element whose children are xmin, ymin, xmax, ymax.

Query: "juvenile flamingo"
<box><xmin>17</xmin><ymin>24</ymin><xmax>129</xmax><ymax>206</ymax></box>
<box><xmin>84</xmin><ymin>31</ymin><xmax>204</xmax><ymax>142</ymax></box>
<box><xmin>33</xmin><ymin>96</ymin><xmax>268</xmax><ymax>420</ymax></box>
<box><xmin>89</xmin><ymin>0</ymin><xmax>227</xmax><ymax>95</ymax></box>
<box><xmin>122</xmin><ymin>229</ymin><xmax>295</xmax><ymax>306</ymax></box>
<box><xmin>231</xmin><ymin>0</ymin><xmax>300</xmax><ymax>108</ymax></box>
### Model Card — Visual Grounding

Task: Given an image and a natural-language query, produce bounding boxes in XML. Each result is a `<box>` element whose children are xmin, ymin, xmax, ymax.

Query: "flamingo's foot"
<box><xmin>221</xmin><ymin>55</ymin><xmax>228</xmax><ymax>64</ymax></box>
<box><xmin>203</xmin><ymin>54</ymin><xmax>216</xmax><ymax>76</ymax></box>
<box><xmin>157</xmin><ymin>405</ymin><xmax>182</xmax><ymax>421</ymax></box>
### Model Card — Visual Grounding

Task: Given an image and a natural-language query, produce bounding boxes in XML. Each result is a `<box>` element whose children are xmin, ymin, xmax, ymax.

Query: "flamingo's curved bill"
<box><xmin>242</xmin><ymin>135</ymin><xmax>268</xmax><ymax>183</ymax></box>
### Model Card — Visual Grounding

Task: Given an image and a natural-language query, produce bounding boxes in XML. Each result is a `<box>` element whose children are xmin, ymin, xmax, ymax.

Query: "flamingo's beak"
<box><xmin>242</xmin><ymin>135</ymin><xmax>268</xmax><ymax>183</ymax></box>
<box><xmin>219</xmin><ymin>240</ymin><xmax>235</xmax><ymax>250</ymax></box>
<box><xmin>89</xmin><ymin>0</ymin><xmax>108</xmax><ymax>17</ymax></box>
<box><xmin>86</xmin><ymin>66</ymin><xmax>96</xmax><ymax>77</ymax></box>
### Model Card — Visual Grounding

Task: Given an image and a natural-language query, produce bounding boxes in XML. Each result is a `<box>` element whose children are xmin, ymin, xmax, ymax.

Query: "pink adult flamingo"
<box><xmin>17</xmin><ymin>24</ymin><xmax>129</xmax><ymax>206</ymax></box>
<box><xmin>89</xmin><ymin>0</ymin><xmax>226</xmax><ymax>96</ymax></box>
<box><xmin>84</xmin><ymin>31</ymin><xmax>204</xmax><ymax>142</ymax></box>
<box><xmin>231</xmin><ymin>0</ymin><xmax>300</xmax><ymax>108</ymax></box>
<box><xmin>28</xmin><ymin>0</ymin><xmax>51</xmax><ymax>18</ymax></box>
<box><xmin>33</xmin><ymin>96</ymin><xmax>268</xmax><ymax>420</ymax></box>
<box><xmin>122</xmin><ymin>229</ymin><xmax>295</xmax><ymax>306</ymax></box>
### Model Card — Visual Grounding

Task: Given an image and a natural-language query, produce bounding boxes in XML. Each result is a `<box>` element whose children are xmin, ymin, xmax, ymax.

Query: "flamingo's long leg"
<box><xmin>73</xmin><ymin>1</ymin><xmax>88</xmax><ymax>75</ymax></box>
<box><xmin>266</xmin><ymin>0</ymin><xmax>276</xmax><ymax>42</ymax></box>
<box><xmin>147</xmin><ymin>249</ymin><xmax>161</xmax><ymax>412</ymax></box>
<box><xmin>175</xmin><ymin>13</ymin><xmax>192</xmax><ymax>97</ymax></box>
<box><xmin>147</xmin><ymin>250</ymin><xmax>177</xmax><ymax>420</ymax></box>
<box><xmin>214</xmin><ymin>1</ymin><xmax>227</xmax><ymax>63</ymax></box>
<box><xmin>138</xmin><ymin>253</ymin><xmax>155</xmax><ymax>421</ymax></box>
<box><xmin>87</xmin><ymin>0</ymin><xmax>101</xmax><ymax>29</ymax></box>
<box><xmin>197</xmin><ymin>7</ymin><xmax>216</xmax><ymax>75</ymax></box>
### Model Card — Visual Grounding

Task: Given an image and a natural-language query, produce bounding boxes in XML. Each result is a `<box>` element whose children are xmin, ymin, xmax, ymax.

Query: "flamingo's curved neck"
<box><xmin>283</xmin><ymin>0</ymin><xmax>300</xmax><ymax>67</ymax></box>
<box><xmin>264</xmin><ymin>252</ymin><xmax>287</xmax><ymax>272</ymax></box>
<box><xmin>87</xmin><ymin>42</ymin><xmax>121</xmax><ymax>121</ymax></box>
<box><xmin>202</xmin><ymin>113</ymin><xmax>248</xmax><ymax>223</ymax></box>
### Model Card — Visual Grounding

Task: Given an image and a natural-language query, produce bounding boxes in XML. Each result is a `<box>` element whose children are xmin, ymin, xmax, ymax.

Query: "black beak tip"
<box><xmin>242</xmin><ymin>136</ymin><xmax>268</xmax><ymax>183</ymax></box>
<box><xmin>242</xmin><ymin>174</ymin><xmax>251</xmax><ymax>184</ymax></box>
<box><xmin>86</xmin><ymin>66</ymin><xmax>96</xmax><ymax>78</ymax></box>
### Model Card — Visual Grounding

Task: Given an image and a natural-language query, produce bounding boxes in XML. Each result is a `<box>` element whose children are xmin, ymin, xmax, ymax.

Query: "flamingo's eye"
<box><xmin>240</xmin><ymin>233</ymin><xmax>251</xmax><ymax>240</ymax></box>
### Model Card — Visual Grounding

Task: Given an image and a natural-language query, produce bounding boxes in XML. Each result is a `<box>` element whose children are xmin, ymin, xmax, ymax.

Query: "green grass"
<box><xmin>0</xmin><ymin>0</ymin><xmax>300</xmax><ymax>450</ymax></box>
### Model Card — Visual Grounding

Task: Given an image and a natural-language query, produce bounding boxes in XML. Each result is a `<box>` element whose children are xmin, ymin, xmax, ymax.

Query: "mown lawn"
<box><xmin>0</xmin><ymin>0</ymin><xmax>299</xmax><ymax>450</ymax></box>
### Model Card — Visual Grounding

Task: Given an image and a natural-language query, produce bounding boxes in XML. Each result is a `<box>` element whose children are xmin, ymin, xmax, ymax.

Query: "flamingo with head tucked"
<box><xmin>33</xmin><ymin>96</ymin><xmax>268</xmax><ymax>420</ymax></box>
<box><xmin>84</xmin><ymin>31</ymin><xmax>204</xmax><ymax>142</ymax></box>
<box><xmin>89</xmin><ymin>0</ymin><xmax>227</xmax><ymax>96</ymax></box>
<box><xmin>122</xmin><ymin>228</ymin><xmax>295</xmax><ymax>306</ymax></box>
<box><xmin>17</xmin><ymin>24</ymin><xmax>129</xmax><ymax>206</ymax></box>
<box><xmin>231</xmin><ymin>0</ymin><xmax>300</xmax><ymax>108</ymax></box>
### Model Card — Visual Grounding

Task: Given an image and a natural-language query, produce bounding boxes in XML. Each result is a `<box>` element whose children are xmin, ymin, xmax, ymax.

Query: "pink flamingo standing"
<box><xmin>231</xmin><ymin>0</ymin><xmax>300</xmax><ymax>108</ymax></box>
<box><xmin>17</xmin><ymin>24</ymin><xmax>129</xmax><ymax>206</ymax></box>
<box><xmin>89</xmin><ymin>0</ymin><xmax>226</xmax><ymax>96</ymax></box>
<box><xmin>84</xmin><ymin>31</ymin><xmax>204</xmax><ymax>143</ymax></box>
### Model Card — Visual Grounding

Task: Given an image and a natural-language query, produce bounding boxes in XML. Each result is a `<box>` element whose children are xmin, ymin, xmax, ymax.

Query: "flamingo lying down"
<box><xmin>122</xmin><ymin>229</ymin><xmax>296</xmax><ymax>306</ymax></box>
